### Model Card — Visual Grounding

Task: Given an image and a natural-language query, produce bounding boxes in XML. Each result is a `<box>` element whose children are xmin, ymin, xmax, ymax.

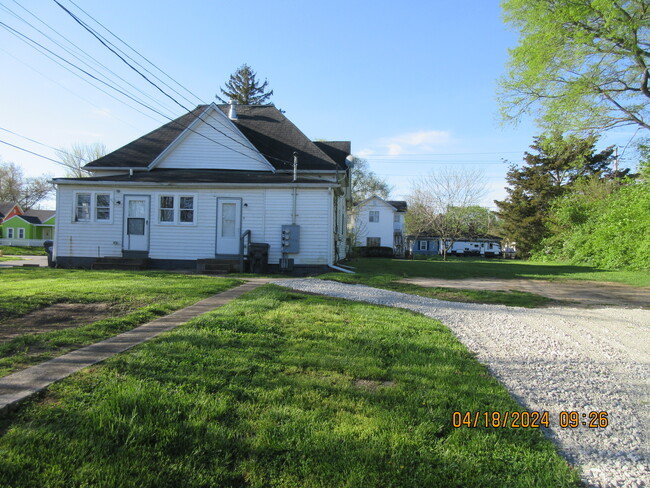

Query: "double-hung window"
<box><xmin>75</xmin><ymin>193</ymin><xmax>91</xmax><ymax>222</ymax></box>
<box><xmin>7</xmin><ymin>228</ymin><xmax>14</xmax><ymax>239</ymax></box>
<box><xmin>18</xmin><ymin>228</ymin><xmax>25</xmax><ymax>239</ymax></box>
<box><xmin>159</xmin><ymin>196</ymin><xmax>175</xmax><ymax>223</ymax></box>
<box><xmin>419</xmin><ymin>240</ymin><xmax>428</xmax><ymax>251</ymax></box>
<box><xmin>179</xmin><ymin>196</ymin><xmax>195</xmax><ymax>223</ymax></box>
<box><xmin>95</xmin><ymin>194</ymin><xmax>111</xmax><ymax>221</ymax></box>
<box><xmin>367</xmin><ymin>237</ymin><xmax>381</xmax><ymax>247</ymax></box>
<box><xmin>75</xmin><ymin>192</ymin><xmax>112</xmax><ymax>223</ymax></box>
<box><xmin>369</xmin><ymin>211</ymin><xmax>379</xmax><ymax>223</ymax></box>
<box><xmin>158</xmin><ymin>194</ymin><xmax>196</xmax><ymax>224</ymax></box>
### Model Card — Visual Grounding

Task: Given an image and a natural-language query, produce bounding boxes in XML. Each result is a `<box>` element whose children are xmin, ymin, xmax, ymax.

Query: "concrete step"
<box><xmin>91</xmin><ymin>257</ymin><xmax>147</xmax><ymax>271</ymax></box>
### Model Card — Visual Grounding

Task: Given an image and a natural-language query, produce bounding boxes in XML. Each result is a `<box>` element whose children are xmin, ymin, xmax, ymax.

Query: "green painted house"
<box><xmin>0</xmin><ymin>209</ymin><xmax>56</xmax><ymax>242</ymax></box>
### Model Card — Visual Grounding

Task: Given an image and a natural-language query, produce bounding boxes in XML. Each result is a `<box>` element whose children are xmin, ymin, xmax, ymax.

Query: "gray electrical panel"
<box><xmin>281</xmin><ymin>224</ymin><xmax>300</xmax><ymax>253</ymax></box>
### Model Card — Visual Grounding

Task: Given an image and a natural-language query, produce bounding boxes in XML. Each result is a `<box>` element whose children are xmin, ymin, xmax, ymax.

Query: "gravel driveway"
<box><xmin>273</xmin><ymin>279</ymin><xmax>650</xmax><ymax>488</ymax></box>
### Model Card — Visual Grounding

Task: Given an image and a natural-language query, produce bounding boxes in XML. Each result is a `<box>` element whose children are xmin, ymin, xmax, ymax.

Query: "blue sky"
<box><xmin>0</xmin><ymin>0</ymin><xmax>641</xmax><ymax>208</ymax></box>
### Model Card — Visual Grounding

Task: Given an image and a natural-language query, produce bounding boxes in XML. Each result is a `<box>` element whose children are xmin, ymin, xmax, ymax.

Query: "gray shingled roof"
<box><xmin>84</xmin><ymin>104</ymin><xmax>350</xmax><ymax>172</ymax></box>
<box><xmin>387</xmin><ymin>201</ymin><xmax>407</xmax><ymax>212</ymax></box>
<box><xmin>23</xmin><ymin>209</ymin><xmax>55</xmax><ymax>222</ymax></box>
<box><xmin>0</xmin><ymin>202</ymin><xmax>17</xmax><ymax>218</ymax></box>
<box><xmin>55</xmin><ymin>169</ymin><xmax>338</xmax><ymax>185</ymax></box>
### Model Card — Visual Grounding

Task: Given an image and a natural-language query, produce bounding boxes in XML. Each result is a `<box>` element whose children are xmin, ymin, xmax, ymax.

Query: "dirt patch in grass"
<box><xmin>0</xmin><ymin>303</ymin><xmax>121</xmax><ymax>342</ymax></box>
<box><xmin>353</xmin><ymin>379</ymin><xmax>396</xmax><ymax>391</ymax></box>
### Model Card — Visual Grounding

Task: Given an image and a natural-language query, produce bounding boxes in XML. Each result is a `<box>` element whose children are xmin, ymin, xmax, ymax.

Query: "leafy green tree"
<box><xmin>495</xmin><ymin>132</ymin><xmax>615</xmax><ymax>256</ymax></box>
<box><xmin>499</xmin><ymin>0</ymin><xmax>650</xmax><ymax>134</ymax></box>
<box><xmin>216</xmin><ymin>64</ymin><xmax>274</xmax><ymax>105</ymax></box>
<box><xmin>351</xmin><ymin>157</ymin><xmax>392</xmax><ymax>203</ymax></box>
<box><xmin>537</xmin><ymin>180</ymin><xmax>650</xmax><ymax>269</ymax></box>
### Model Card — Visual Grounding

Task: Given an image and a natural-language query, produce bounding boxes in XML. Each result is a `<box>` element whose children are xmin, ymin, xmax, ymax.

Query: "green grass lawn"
<box><xmin>0</xmin><ymin>245</ymin><xmax>47</xmax><ymax>256</ymax></box>
<box><xmin>0</xmin><ymin>285</ymin><xmax>580</xmax><ymax>487</ymax></box>
<box><xmin>0</xmin><ymin>257</ymin><xmax>22</xmax><ymax>262</ymax></box>
<box><xmin>340</xmin><ymin>257</ymin><xmax>650</xmax><ymax>287</ymax></box>
<box><xmin>0</xmin><ymin>268</ymin><xmax>241</xmax><ymax>377</ymax></box>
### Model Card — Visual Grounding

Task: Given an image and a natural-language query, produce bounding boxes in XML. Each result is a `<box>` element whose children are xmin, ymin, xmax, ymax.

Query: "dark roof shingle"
<box><xmin>84</xmin><ymin>104</ymin><xmax>350</xmax><ymax>172</ymax></box>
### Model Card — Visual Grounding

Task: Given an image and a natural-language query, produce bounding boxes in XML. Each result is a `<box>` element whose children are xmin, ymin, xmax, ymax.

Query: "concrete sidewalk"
<box><xmin>0</xmin><ymin>278</ymin><xmax>273</xmax><ymax>415</ymax></box>
<box><xmin>0</xmin><ymin>255</ymin><xmax>48</xmax><ymax>268</ymax></box>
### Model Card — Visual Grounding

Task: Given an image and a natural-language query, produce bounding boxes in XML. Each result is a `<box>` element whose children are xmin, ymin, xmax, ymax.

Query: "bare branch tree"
<box><xmin>406</xmin><ymin>168</ymin><xmax>487</xmax><ymax>260</ymax></box>
<box><xmin>0</xmin><ymin>160</ymin><xmax>53</xmax><ymax>210</ymax></box>
<box><xmin>56</xmin><ymin>142</ymin><xmax>106</xmax><ymax>178</ymax></box>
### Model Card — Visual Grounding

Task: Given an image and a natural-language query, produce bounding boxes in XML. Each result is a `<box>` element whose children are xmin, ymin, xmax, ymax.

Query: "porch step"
<box><xmin>91</xmin><ymin>257</ymin><xmax>148</xmax><ymax>271</ymax></box>
<box><xmin>197</xmin><ymin>259</ymin><xmax>242</xmax><ymax>274</ymax></box>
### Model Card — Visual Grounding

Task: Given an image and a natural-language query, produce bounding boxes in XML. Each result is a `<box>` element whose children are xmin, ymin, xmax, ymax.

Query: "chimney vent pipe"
<box><xmin>293</xmin><ymin>152</ymin><xmax>298</xmax><ymax>182</ymax></box>
<box><xmin>228</xmin><ymin>100</ymin><xmax>238</xmax><ymax>120</ymax></box>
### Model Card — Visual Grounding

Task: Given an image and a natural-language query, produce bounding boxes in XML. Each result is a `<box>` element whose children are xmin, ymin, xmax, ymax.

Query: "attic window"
<box><xmin>369</xmin><ymin>211</ymin><xmax>379</xmax><ymax>223</ymax></box>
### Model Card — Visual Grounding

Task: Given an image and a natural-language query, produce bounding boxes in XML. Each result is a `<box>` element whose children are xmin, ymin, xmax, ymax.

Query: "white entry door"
<box><xmin>124</xmin><ymin>195</ymin><xmax>150</xmax><ymax>251</ymax></box>
<box><xmin>216</xmin><ymin>198</ymin><xmax>241</xmax><ymax>255</ymax></box>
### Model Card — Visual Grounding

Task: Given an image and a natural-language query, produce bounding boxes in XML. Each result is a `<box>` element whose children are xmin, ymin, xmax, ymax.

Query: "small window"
<box><xmin>179</xmin><ymin>196</ymin><xmax>195</xmax><ymax>223</ymax></box>
<box><xmin>419</xmin><ymin>240</ymin><xmax>428</xmax><ymax>251</ymax></box>
<box><xmin>369</xmin><ymin>211</ymin><xmax>379</xmax><ymax>223</ymax></box>
<box><xmin>394</xmin><ymin>214</ymin><xmax>400</xmax><ymax>223</ymax></box>
<box><xmin>95</xmin><ymin>194</ymin><xmax>111</xmax><ymax>221</ymax></box>
<box><xmin>367</xmin><ymin>237</ymin><xmax>381</xmax><ymax>247</ymax></box>
<box><xmin>18</xmin><ymin>228</ymin><xmax>25</xmax><ymax>239</ymax></box>
<box><xmin>7</xmin><ymin>228</ymin><xmax>14</xmax><ymax>239</ymax></box>
<box><xmin>159</xmin><ymin>195</ymin><xmax>174</xmax><ymax>223</ymax></box>
<box><xmin>489</xmin><ymin>243</ymin><xmax>494</xmax><ymax>249</ymax></box>
<box><xmin>75</xmin><ymin>193</ymin><xmax>91</xmax><ymax>221</ymax></box>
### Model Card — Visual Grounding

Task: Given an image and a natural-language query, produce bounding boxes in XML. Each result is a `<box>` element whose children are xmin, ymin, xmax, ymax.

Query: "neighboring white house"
<box><xmin>52</xmin><ymin>103</ymin><xmax>352</xmax><ymax>273</ymax></box>
<box><xmin>351</xmin><ymin>196</ymin><xmax>407</xmax><ymax>256</ymax></box>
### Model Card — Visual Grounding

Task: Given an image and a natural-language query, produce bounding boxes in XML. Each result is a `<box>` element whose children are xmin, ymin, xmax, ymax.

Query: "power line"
<box><xmin>1</xmin><ymin>1</ymin><xmax>179</xmax><ymax>116</ymax></box>
<box><xmin>0</xmin><ymin>138</ymin><xmax>66</xmax><ymax>166</ymax></box>
<box><xmin>64</xmin><ymin>0</ymin><xmax>201</xmax><ymax>107</ymax></box>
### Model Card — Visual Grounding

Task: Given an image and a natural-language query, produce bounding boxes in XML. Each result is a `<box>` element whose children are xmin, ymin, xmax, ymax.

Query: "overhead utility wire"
<box><xmin>54</xmin><ymin>0</ymin><xmax>297</xmax><ymax>168</ymax></box>
<box><xmin>0</xmin><ymin>2</ymin><xmax>178</xmax><ymax>117</ymax></box>
<box><xmin>0</xmin><ymin>22</ymin><xmax>265</xmax><ymax>165</ymax></box>
<box><xmin>65</xmin><ymin>0</ymin><xmax>200</xmax><ymax>107</ymax></box>
<box><xmin>53</xmin><ymin>0</ymin><xmax>276</xmax><ymax>166</ymax></box>
<box><xmin>0</xmin><ymin>126</ymin><xmax>93</xmax><ymax>164</ymax></box>
<box><xmin>0</xmin><ymin>21</ymin><xmax>173</xmax><ymax>121</ymax></box>
<box><xmin>0</xmin><ymin>138</ymin><xmax>67</xmax><ymax>166</ymax></box>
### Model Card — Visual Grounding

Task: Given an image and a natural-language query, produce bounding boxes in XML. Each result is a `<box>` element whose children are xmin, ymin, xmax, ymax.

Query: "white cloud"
<box><xmin>380</xmin><ymin>130</ymin><xmax>453</xmax><ymax>156</ymax></box>
<box><xmin>355</xmin><ymin>148</ymin><xmax>375</xmax><ymax>158</ymax></box>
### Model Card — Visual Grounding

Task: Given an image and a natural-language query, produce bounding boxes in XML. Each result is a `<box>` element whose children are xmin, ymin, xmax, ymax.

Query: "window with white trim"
<box><xmin>179</xmin><ymin>196</ymin><xmax>195</xmax><ymax>223</ymax></box>
<box><xmin>367</xmin><ymin>237</ymin><xmax>380</xmax><ymax>247</ymax></box>
<box><xmin>159</xmin><ymin>195</ymin><xmax>174</xmax><ymax>223</ymax></box>
<box><xmin>394</xmin><ymin>213</ymin><xmax>400</xmax><ymax>223</ymax></box>
<box><xmin>419</xmin><ymin>240</ymin><xmax>428</xmax><ymax>251</ymax></box>
<box><xmin>369</xmin><ymin>211</ymin><xmax>379</xmax><ymax>223</ymax></box>
<box><xmin>95</xmin><ymin>194</ymin><xmax>111</xmax><ymax>221</ymax></box>
<box><xmin>7</xmin><ymin>228</ymin><xmax>14</xmax><ymax>238</ymax></box>
<box><xmin>75</xmin><ymin>193</ymin><xmax>91</xmax><ymax>222</ymax></box>
<box><xmin>158</xmin><ymin>194</ymin><xmax>196</xmax><ymax>224</ymax></box>
<box><xmin>18</xmin><ymin>228</ymin><xmax>25</xmax><ymax>239</ymax></box>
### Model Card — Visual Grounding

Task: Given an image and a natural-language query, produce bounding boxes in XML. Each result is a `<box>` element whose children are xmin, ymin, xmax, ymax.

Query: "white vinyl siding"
<box><xmin>55</xmin><ymin>185</ymin><xmax>333</xmax><ymax>265</ymax></box>
<box><xmin>354</xmin><ymin>197</ymin><xmax>398</xmax><ymax>249</ymax></box>
<box><xmin>154</xmin><ymin>108</ymin><xmax>271</xmax><ymax>172</ymax></box>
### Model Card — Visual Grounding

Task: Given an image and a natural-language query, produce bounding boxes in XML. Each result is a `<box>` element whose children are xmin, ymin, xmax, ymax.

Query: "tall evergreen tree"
<box><xmin>216</xmin><ymin>64</ymin><xmax>274</xmax><ymax>105</ymax></box>
<box><xmin>494</xmin><ymin>132</ymin><xmax>615</xmax><ymax>256</ymax></box>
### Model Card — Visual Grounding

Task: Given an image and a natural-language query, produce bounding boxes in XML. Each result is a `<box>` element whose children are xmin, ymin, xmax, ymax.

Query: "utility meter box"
<box><xmin>281</xmin><ymin>224</ymin><xmax>300</xmax><ymax>253</ymax></box>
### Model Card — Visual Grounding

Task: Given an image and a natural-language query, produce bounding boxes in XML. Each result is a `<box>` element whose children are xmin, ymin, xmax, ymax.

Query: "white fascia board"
<box><xmin>53</xmin><ymin>180</ymin><xmax>339</xmax><ymax>189</ymax></box>
<box><xmin>147</xmin><ymin>103</ymin><xmax>276</xmax><ymax>173</ymax></box>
